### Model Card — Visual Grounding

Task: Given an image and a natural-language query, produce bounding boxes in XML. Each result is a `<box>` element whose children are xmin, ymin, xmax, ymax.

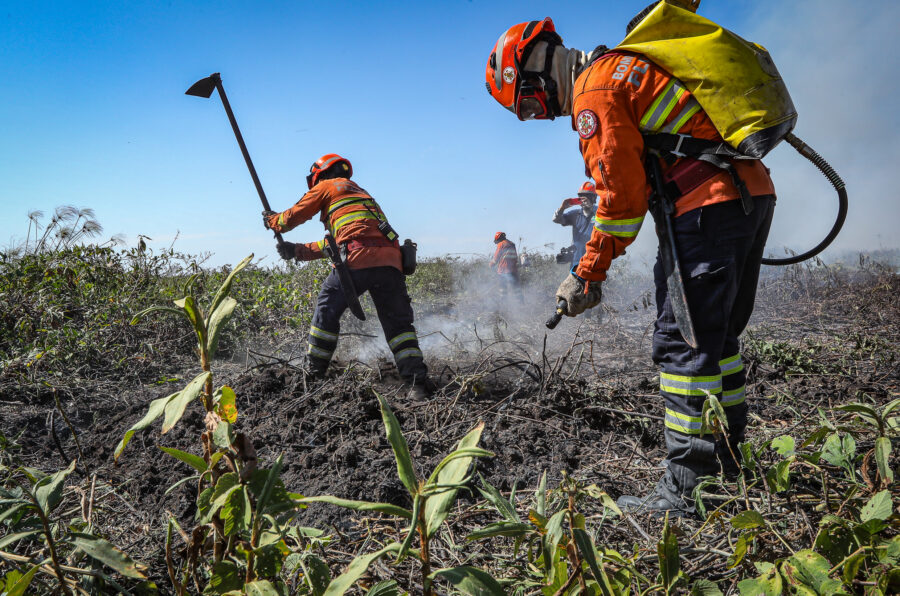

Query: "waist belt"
<box><xmin>343</xmin><ymin>237</ymin><xmax>399</xmax><ymax>253</ymax></box>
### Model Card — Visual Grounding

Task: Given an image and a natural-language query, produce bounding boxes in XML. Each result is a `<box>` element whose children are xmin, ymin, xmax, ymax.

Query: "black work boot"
<box><xmin>617</xmin><ymin>471</ymin><xmax>693</xmax><ymax>518</ymax></box>
<box><xmin>304</xmin><ymin>359</ymin><xmax>328</xmax><ymax>381</ymax></box>
<box><xmin>406</xmin><ymin>377</ymin><xmax>435</xmax><ymax>400</ymax></box>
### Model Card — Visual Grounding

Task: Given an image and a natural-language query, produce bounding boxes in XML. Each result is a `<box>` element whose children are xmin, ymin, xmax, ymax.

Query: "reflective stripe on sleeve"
<box><xmin>593</xmin><ymin>216</ymin><xmax>645</xmax><ymax>238</ymax></box>
<box><xmin>389</xmin><ymin>332</ymin><xmax>418</xmax><ymax>350</ymax></box>
<box><xmin>660</xmin><ymin>371</ymin><xmax>722</xmax><ymax>396</ymax></box>
<box><xmin>665</xmin><ymin>408</ymin><xmax>703</xmax><ymax>435</ymax></box>
<box><xmin>395</xmin><ymin>347</ymin><xmax>423</xmax><ymax>361</ymax></box>
<box><xmin>719</xmin><ymin>354</ymin><xmax>743</xmax><ymax>376</ymax></box>
<box><xmin>309</xmin><ymin>326</ymin><xmax>338</xmax><ymax>342</ymax></box>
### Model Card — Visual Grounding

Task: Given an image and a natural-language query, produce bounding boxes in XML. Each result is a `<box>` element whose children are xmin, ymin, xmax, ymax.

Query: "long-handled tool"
<box><xmin>646</xmin><ymin>155</ymin><xmax>699</xmax><ymax>348</ymax></box>
<box><xmin>185</xmin><ymin>72</ymin><xmax>283</xmax><ymax>247</ymax></box>
<box><xmin>321</xmin><ymin>232</ymin><xmax>366</xmax><ymax>321</ymax></box>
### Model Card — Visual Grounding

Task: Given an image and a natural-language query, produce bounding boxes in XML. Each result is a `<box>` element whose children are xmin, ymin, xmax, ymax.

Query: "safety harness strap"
<box><xmin>643</xmin><ymin>133</ymin><xmax>744</xmax><ymax>160</ymax></box>
<box><xmin>644</xmin><ymin>133</ymin><xmax>755</xmax><ymax>214</ymax></box>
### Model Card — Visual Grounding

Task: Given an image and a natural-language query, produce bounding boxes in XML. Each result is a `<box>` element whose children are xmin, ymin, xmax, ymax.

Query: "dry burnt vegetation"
<box><xmin>1</xmin><ymin>212</ymin><xmax>898</xmax><ymax>595</ymax></box>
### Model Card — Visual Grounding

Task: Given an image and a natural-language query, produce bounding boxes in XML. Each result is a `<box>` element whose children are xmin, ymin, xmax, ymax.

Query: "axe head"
<box><xmin>185</xmin><ymin>73</ymin><xmax>221</xmax><ymax>98</ymax></box>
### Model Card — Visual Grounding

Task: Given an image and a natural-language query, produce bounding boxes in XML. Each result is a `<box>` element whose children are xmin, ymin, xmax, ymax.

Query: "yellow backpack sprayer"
<box><xmin>619</xmin><ymin>0</ymin><xmax>847</xmax><ymax>266</ymax></box>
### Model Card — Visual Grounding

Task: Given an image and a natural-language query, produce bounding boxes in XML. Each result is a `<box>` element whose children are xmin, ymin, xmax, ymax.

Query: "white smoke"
<box><xmin>744</xmin><ymin>0</ymin><xmax>900</xmax><ymax>257</ymax></box>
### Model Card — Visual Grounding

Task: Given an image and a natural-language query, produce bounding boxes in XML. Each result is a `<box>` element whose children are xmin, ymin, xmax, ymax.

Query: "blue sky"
<box><xmin>1</xmin><ymin>1</ymin><xmax>897</xmax><ymax>268</ymax></box>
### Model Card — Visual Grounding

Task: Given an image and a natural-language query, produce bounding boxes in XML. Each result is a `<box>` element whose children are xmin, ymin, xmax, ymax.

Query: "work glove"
<box><xmin>276</xmin><ymin>241</ymin><xmax>296</xmax><ymax>261</ymax></box>
<box><xmin>262</xmin><ymin>209</ymin><xmax>278</xmax><ymax>231</ymax></box>
<box><xmin>555</xmin><ymin>272</ymin><xmax>602</xmax><ymax>317</ymax></box>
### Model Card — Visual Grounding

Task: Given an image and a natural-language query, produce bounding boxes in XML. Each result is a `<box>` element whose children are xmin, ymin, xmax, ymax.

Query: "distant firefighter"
<box><xmin>553</xmin><ymin>181</ymin><xmax>597</xmax><ymax>268</ymax></box>
<box><xmin>490</xmin><ymin>232</ymin><xmax>521</xmax><ymax>297</ymax></box>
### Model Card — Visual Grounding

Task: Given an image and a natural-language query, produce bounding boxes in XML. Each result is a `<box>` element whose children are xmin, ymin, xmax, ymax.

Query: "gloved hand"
<box><xmin>262</xmin><ymin>209</ymin><xmax>277</xmax><ymax>231</ymax></box>
<box><xmin>276</xmin><ymin>241</ymin><xmax>296</xmax><ymax>261</ymax></box>
<box><xmin>555</xmin><ymin>273</ymin><xmax>602</xmax><ymax>316</ymax></box>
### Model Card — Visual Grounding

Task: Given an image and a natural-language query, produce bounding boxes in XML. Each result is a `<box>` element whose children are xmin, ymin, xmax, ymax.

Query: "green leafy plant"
<box><xmin>301</xmin><ymin>392</ymin><xmax>492</xmax><ymax>595</ymax></box>
<box><xmin>0</xmin><ymin>460</ymin><xmax>153</xmax><ymax>595</ymax></box>
<box><xmin>467</xmin><ymin>471</ymin><xmax>656</xmax><ymax>595</ymax></box>
<box><xmin>116</xmin><ymin>254</ymin><xmax>308</xmax><ymax>594</ymax></box>
<box><xmin>834</xmin><ymin>398</ymin><xmax>899</xmax><ymax>490</ymax></box>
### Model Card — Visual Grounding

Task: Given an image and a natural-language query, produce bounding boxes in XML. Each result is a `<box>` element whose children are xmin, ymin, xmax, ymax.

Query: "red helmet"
<box><xmin>485</xmin><ymin>18</ymin><xmax>563</xmax><ymax>121</ymax></box>
<box><xmin>494</xmin><ymin>231</ymin><xmax>506</xmax><ymax>243</ymax></box>
<box><xmin>578</xmin><ymin>181</ymin><xmax>596</xmax><ymax>197</ymax></box>
<box><xmin>307</xmin><ymin>153</ymin><xmax>352</xmax><ymax>189</ymax></box>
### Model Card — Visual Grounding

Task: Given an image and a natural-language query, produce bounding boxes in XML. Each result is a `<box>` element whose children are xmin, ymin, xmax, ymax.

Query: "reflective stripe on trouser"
<box><xmin>652</xmin><ymin>196</ymin><xmax>775</xmax><ymax>502</ymax></box>
<box><xmin>309</xmin><ymin>265</ymin><xmax>427</xmax><ymax>383</ymax></box>
<box><xmin>307</xmin><ymin>324</ymin><xmax>338</xmax><ymax>370</ymax></box>
<box><xmin>388</xmin><ymin>331</ymin><xmax>424</xmax><ymax>369</ymax></box>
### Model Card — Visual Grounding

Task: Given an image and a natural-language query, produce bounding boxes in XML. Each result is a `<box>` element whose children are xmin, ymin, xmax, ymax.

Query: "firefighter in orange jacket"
<box><xmin>486</xmin><ymin>11</ymin><xmax>776</xmax><ymax>515</ymax></box>
<box><xmin>490</xmin><ymin>232</ymin><xmax>521</xmax><ymax>298</ymax></box>
<box><xmin>263</xmin><ymin>154</ymin><xmax>428</xmax><ymax>394</ymax></box>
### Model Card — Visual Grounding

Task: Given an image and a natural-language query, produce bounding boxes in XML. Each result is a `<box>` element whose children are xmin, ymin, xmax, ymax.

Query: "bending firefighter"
<box><xmin>263</xmin><ymin>154</ymin><xmax>429</xmax><ymax>394</ymax></box>
<box><xmin>486</xmin><ymin>6</ymin><xmax>776</xmax><ymax>515</ymax></box>
<box><xmin>553</xmin><ymin>181</ymin><xmax>597</xmax><ymax>267</ymax></box>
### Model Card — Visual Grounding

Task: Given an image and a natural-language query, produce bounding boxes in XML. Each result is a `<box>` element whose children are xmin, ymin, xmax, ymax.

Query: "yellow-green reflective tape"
<box><xmin>307</xmin><ymin>344</ymin><xmax>333</xmax><ymax>360</ymax></box>
<box><xmin>395</xmin><ymin>347</ymin><xmax>423</xmax><ymax>361</ymax></box>
<box><xmin>722</xmin><ymin>387</ymin><xmax>746</xmax><ymax>407</ymax></box>
<box><xmin>593</xmin><ymin>216</ymin><xmax>644</xmax><ymax>238</ymax></box>
<box><xmin>640</xmin><ymin>80</ymin><xmax>675</xmax><ymax>129</ymax></box>
<box><xmin>389</xmin><ymin>332</ymin><xmax>417</xmax><ymax>350</ymax></box>
<box><xmin>660</xmin><ymin>371</ymin><xmax>722</xmax><ymax>396</ymax></box>
<box><xmin>661</xmin><ymin>98</ymin><xmax>701</xmax><ymax>134</ymax></box>
<box><xmin>310</xmin><ymin>326</ymin><xmax>338</xmax><ymax>342</ymax></box>
<box><xmin>665</xmin><ymin>409</ymin><xmax>703</xmax><ymax>435</ymax></box>
<box><xmin>327</xmin><ymin>197</ymin><xmax>376</xmax><ymax>215</ymax></box>
<box><xmin>640</xmin><ymin>80</ymin><xmax>687</xmax><ymax>132</ymax></box>
<box><xmin>332</xmin><ymin>211</ymin><xmax>381</xmax><ymax>232</ymax></box>
<box><xmin>719</xmin><ymin>354</ymin><xmax>743</xmax><ymax>376</ymax></box>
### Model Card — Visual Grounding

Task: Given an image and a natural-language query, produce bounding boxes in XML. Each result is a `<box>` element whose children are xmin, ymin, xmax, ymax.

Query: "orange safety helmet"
<box><xmin>577</xmin><ymin>181</ymin><xmax>597</xmax><ymax>197</ymax></box>
<box><xmin>307</xmin><ymin>153</ymin><xmax>352</xmax><ymax>189</ymax></box>
<box><xmin>485</xmin><ymin>18</ymin><xmax>563</xmax><ymax>121</ymax></box>
<box><xmin>494</xmin><ymin>231</ymin><xmax>507</xmax><ymax>243</ymax></box>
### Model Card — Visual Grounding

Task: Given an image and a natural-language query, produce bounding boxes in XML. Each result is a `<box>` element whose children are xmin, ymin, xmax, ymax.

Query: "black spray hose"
<box><xmin>761</xmin><ymin>132</ymin><xmax>848</xmax><ymax>266</ymax></box>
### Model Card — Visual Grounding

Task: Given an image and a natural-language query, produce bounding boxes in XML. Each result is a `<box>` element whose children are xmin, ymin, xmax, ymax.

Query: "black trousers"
<box><xmin>306</xmin><ymin>266</ymin><xmax>427</xmax><ymax>383</ymax></box>
<box><xmin>651</xmin><ymin>195</ymin><xmax>775</xmax><ymax>507</ymax></box>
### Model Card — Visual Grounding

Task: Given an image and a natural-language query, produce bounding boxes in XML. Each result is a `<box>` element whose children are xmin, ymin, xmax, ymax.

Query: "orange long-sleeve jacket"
<box><xmin>265</xmin><ymin>178</ymin><xmax>401</xmax><ymax>271</ymax></box>
<box><xmin>490</xmin><ymin>239</ymin><xmax>519</xmax><ymax>275</ymax></box>
<box><xmin>571</xmin><ymin>51</ymin><xmax>776</xmax><ymax>282</ymax></box>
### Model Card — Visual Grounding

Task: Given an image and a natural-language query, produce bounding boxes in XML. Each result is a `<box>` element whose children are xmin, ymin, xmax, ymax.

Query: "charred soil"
<box><xmin>2</xmin><ymin>256</ymin><xmax>898</xmax><ymax>592</ymax></box>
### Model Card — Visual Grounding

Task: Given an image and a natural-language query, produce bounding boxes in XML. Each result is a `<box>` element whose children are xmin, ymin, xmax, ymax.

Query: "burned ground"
<box><xmin>1</xmin><ymin>253</ymin><xmax>898</xmax><ymax>593</ymax></box>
